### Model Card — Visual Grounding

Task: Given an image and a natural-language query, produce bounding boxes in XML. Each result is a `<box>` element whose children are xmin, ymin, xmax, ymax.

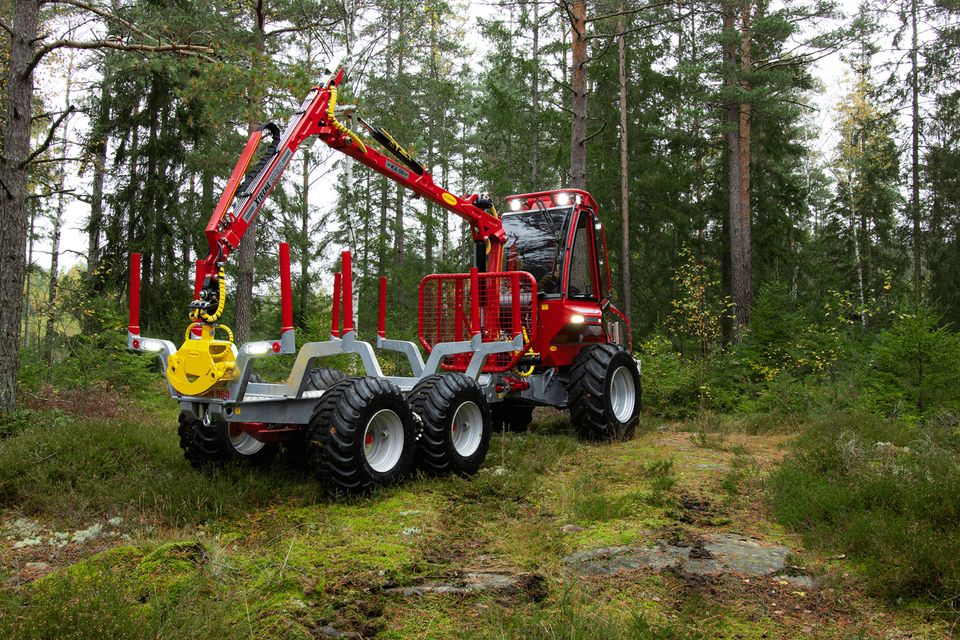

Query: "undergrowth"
<box><xmin>768</xmin><ymin>411</ymin><xmax>960</xmax><ymax>606</ymax></box>
<box><xmin>0</xmin><ymin>411</ymin><xmax>321</xmax><ymax>527</ymax></box>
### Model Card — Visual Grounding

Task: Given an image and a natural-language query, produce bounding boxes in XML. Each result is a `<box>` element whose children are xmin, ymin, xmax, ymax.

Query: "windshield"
<box><xmin>501</xmin><ymin>207</ymin><xmax>572</xmax><ymax>295</ymax></box>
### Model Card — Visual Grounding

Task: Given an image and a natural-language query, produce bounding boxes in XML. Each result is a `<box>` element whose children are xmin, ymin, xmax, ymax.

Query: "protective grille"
<box><xmin>418</xmin><ymin>271</ymin><xmax>538</xmax><ymax>373</ymax></box>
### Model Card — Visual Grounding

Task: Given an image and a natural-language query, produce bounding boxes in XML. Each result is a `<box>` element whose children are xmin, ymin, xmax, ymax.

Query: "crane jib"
<box><xmin>238</xmin><ymin>147</ymin><xmax>294</xmax><ymax>224</ymax></box>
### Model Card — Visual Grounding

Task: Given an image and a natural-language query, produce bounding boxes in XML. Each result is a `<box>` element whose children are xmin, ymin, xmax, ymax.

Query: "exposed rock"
<box><xmin>560</xmin><ymin>524</ymin><xmax>585</xmax><ymax>533</ymax></box>
<box><xmin>385</xmin><ymin>571</ymin><xmax>538</xmax><ymax>597</ymax></box>
<box><xmin>12</xmin><ymin>537</ymin><xmax>42</xmax><ymax>549</ymax></box>
<box><xmin>564</xmin><ymin>533</ymin><xmax>816</xmax><ymax>587</ymax></box>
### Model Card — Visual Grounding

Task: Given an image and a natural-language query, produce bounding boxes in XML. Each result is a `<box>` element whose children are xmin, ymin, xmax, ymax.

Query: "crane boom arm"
<box><xmin>195</xmin><ymin>66</ymin><xmax>504</xmax><ymax>298</ymax></box>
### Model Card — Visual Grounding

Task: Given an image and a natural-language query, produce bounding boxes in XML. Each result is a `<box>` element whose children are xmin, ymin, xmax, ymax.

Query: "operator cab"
<box><xmin>501</xmin><ymin>189</ymin><xmax>628</xmax><ymax>368</ymax></box>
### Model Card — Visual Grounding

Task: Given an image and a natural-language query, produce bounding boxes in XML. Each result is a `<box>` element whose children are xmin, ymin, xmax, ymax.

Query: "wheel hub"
<box><xmin>609</xmin><ymin>366</ymin><xmax>637</xmax><ymax>423</ymax></box>
<box><xmin>228</xmin><ymin>424</ymin><xmax>267</xmax><ymax>456</ymax></box>
<box><xmin>363</xmin><ymin>409</ymin><xmax>405</xmax><ymax>473</ymax></box>
<box><xmin>451</xmin><ymin>401</ymin><xmax>483</xmax><ymax>457</ymax></box>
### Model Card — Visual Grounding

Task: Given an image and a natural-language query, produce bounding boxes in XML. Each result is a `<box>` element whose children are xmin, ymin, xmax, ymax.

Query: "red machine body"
<box><xmin>188</xmin><ymin>64</ymin><xmax>628</xmax><ymax>378</ymax></box>
<box><xmin>501</xmin><ymin>189</ymin><xmax>631</xmax><ymax>368</ymax></box>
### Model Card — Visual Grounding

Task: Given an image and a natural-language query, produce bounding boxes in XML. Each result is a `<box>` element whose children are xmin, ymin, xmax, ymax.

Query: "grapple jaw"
<box><xmin>166</xmin><ymin>325</ymin><xmax>237</xmax><ymax>396</ymax></box>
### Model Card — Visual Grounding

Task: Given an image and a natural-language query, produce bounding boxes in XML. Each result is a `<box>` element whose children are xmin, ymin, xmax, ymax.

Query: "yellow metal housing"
<box><xmin>166</xmin><ymin>325</ymin><xmax>237</xmax><ymax>395</ymax></box>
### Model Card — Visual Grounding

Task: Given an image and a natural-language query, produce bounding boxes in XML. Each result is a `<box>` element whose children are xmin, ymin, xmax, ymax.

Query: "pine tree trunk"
<box><xmin>300</xmin><ymin>149</ymin><xmax>311</xmax><ymax>327</ymax></box>
<box><xmin>87</xmin><ymin>73</ymin><xmax>110</xmax><ymax>278</ymax></box>
<box><xmin>569</xmin><ymin>0</ymin><xmax>588</xmax><ymax>190</ymax></box>
<box><xmin>235</xmin><ymin>7</ymin><xmax>267</xmax><ymax>344</ymax></box>
<box><xmin>23</xmin><ymin>204</ymin><xmax>36</xmax><ymax>347</ymax></box>
<box><xmin>378</xmin><ymin>27</ymin><xmax>392</xmax><ymax>277</ymax></box>
<box><xmin>617</xmin><ymin>4</ymin><xmax>631</xmax><ymax>319</ymax></box>
<box><xmin>425</xmin><ymin>15</ymin><xmax>437</xmax><ymax>273</ymax></box>
<box><xmin>911</xmin><ymin>0</ymin><xmax>921</xmax><ymax>302</ymax></box>
<box><xmin>732</xmin><ymin>2</ymin><xmax>752</xmax><ymax>334</ymax></box>
<box><xmin>531</xmin><ymin>0</ymin><xmax>540</xmax><ymax>188</ymax></box>
<box><xmin>722</xmin><ymin>1</ymin><xmax>740</xmax><ymax>342</ymax></box>
<box><xmin>394</xmin><ymin>12</ymin><xmax>405</xmax><ymax>266</ymax></box>
<box><xmin>0</xmin><ymin>0</ymin><xmax>40</xmax><ymax>413</ymax></box>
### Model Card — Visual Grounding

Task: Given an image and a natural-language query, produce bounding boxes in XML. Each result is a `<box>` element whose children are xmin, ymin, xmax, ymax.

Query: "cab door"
<box><xmin>564</xmin><ymin>209</ymin><xmax>603</xmax><ymax>303</ymax></box>
<box><xmin>535</xmin><ymin>207</ymin><xmax>607</xmax><ymax>367</ymax></box>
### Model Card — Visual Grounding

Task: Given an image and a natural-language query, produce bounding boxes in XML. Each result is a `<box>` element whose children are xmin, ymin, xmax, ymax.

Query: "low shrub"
<box><xmin>768</xmin><ymin>412</ymin><xmax>960</xmax><ymax>605</ymax></box>
<box><xmin>0</xmin><ymin>415</ymin><xmax>320</xmax><ymax>527</ymax></box>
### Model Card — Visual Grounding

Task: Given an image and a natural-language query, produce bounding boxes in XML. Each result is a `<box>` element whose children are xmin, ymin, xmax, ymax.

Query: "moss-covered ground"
<box><xmin>0</xmin><ymin>400</ymin><xmax>952</xmax><ymax>639</ymax></box>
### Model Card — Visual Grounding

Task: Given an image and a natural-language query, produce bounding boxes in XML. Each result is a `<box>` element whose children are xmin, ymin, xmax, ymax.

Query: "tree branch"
<box><xmin>585</xmin><ymin>0</ymin><xmax>674</xmax><ymax>24</ymax></box>
<box><xmin>586</xmin><ymin>10</ymin><xmax>692</xmax><ymax>40</ymax></box>
<box><xmin>0</xmin><ymin>19</ymin><xmax>13</xmax><ymax>36</ymax></box>
<box><xmin>546</xmin><ymin>98</ymin><xmax>574</xmax><ymax>115</ymax></box>
<box><xmin>45</xmin><ymin>0</ymin><xmax>161</xmax><ymax>45</ymax></box>
<box><xmin>27</xmin><ymin>156</ymin><xmax>86</xmax><ymax>165</ymax></box>
<box><xmin>19</xmin><ymin>106</ymin><xmax>75</xmax><ymax>169</ymax></box>
<box><xmin>545</xmin><ymin>67</ymin><xmax>572</xmax><ymax>92</ymax></box>
<box><xmin>265</xmin><ymin>19</ymin><xmax>339</xmax><ymax>39</ymax></box>
<box><xmin>27</xmin><ymin>188</ymin><xmax>77</xmax><ymax>200</ymax></box>
<box><xmin>24</xmin><ymin>38</ymin><xmax>215</xmax><ymax>77</ymax></box>
<box><xmin>584</xmin><ymin>120</ymin><xmax>607</xmax><ymax>143</ymax></box>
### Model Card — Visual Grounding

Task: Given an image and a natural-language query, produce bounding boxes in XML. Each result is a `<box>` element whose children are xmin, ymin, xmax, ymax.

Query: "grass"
<box><xmin>0</xmin><ymin>409</ymin><xmax>321</xmax><ymax>527</ymax></box>
<box><xmin>768</xmin><ymin>410</ymin><xmax>960</xmax><ymax>606</ymax></box>
<box><xmin>0</xmin><ymin>545</ymin><xmax>235</xmax><ymax>639</ymax></box>
<box><xmin>469</xmin><ymin>586</ymin><xmax>695</xmax><ymax>639</ymax></box>
<box><xmin>1</xmin><ymin>402</ymin><xmax>955</xmax><ymax>638</ymax></box>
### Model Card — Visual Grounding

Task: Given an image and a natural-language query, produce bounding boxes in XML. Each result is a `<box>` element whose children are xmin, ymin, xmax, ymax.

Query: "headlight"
<box><xmin>245</xmin><ymin>342</ymin><xmax>271</xmax><ymax>355</ymax></box>
<box><xmin>509</xmin><ymin>199</ymin><xmax>522</xmax><ymax>212</ymax></box>
<box><xmin>555</xmin><ymin>192</ymin><xmax>571</xmax><ymax>206</ymax></box>
<box><xmin>141</xmin><ymin>339</ymin><xmax>164</xmax><ymax>352</ymax></box>
<box><xmin>570</xmin><ymin>313</ymin><xmax>585</xmax><ymax>324</ymax></box>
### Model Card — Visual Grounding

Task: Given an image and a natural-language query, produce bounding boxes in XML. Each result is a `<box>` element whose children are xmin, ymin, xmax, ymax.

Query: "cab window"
<box><xmin>566</xmin><ymin>213</ymin><xmax>598</xmax><ymax>300</ymax></box>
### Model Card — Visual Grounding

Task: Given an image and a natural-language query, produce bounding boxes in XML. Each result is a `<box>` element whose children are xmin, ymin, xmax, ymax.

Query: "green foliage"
<box><xmin>861</xmin><ymin>308</ymin><xmax>960</xmax><ymax>422</ymax></box>
<box><xmin>638</xmin><ymin>334</ymin><xmax>703</xmax><ymax>419</ymax></box>
<box><xmin>643</xmin><ymin>257</ymin><xmax>960</xmax><ymax>425</ymax></box>
<box><xmin>0</xmin><ymin>414</ymin><xmax>320</xmax><ymax>527</ymax></box>
<box><xmin>668</xmin><ymin>249</ymin><xmax>730</xmax><ymax>361</ymax></box>
<box><xmin>0</xmin><ymin>408</ymin><xmax>68</xmax><ymax>438</ymax></box>
<box><xmin>768</xmin><ymin>411</ymin><xmax>960</xmax><ymax>605</ymax></box>
<box><xmin>472</xmin><ymin>590</ymin><xmax>694</xmax><ymax>640</ymax></box>
<box><xmin>0</xmin><ymin>547</ymin><xmax>235</xmax><ymax>639</ymax></box>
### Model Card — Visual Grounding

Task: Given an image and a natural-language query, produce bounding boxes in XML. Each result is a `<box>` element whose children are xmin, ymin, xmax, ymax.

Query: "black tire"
<box><xmin>408</xmin><ymin>374</ymin><xmax>492</xmax><ymax>476</ymax></box>
<box><xmin>178</xmin><ymin>373</ymin><xmax>279</xmax><ymax>468</ymax></box>
<box><xmin>178</xmin><ymin>413</ymin><xmax>278</xmax><ymax>469</ymax></box>
<box><xmin>568</xmin><ymin>344</ymin><xmax>641</xmax><ymax>441</ymax></box>
<box><xmin>306</xmin><ymin>377</ymin><xmax>417</xmax><ymax>494</ymax></box>
<box><xmin>284</xmin><ymin>367</ymin><xmax>349</xmax><ymax>466</ymax></box>
<box><xmin>491</xmin><ymin>400</ymin><xmax>534</xmax><ymax>433</ymax></box>
<box><xmin>304</xmin><ymin>366</ymin><xmax>347</xmax><ymax>391</ymax></box>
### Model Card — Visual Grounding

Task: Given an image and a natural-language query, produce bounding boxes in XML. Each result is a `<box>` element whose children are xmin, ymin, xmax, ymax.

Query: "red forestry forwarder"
<box><xmin>128</xmin><ymin>63</ymin><xmax>640</xmax><ymax>493</ymax></box>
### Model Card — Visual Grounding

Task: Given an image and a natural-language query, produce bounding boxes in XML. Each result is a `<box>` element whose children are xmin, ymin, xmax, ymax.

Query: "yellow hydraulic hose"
<box><xmin>515</xmin><ymin>326</ymin><xmax>538</xmax><ymax>378</ymax></box>
<box><xmin>188</xmin><ymin>266</ymin><xmax>226</xmax><ymax>328</ymax></box>
<box><xmin>328</xmin><ymin>88</ymin><xmax>367</xmax><ymax>153</ymax></box>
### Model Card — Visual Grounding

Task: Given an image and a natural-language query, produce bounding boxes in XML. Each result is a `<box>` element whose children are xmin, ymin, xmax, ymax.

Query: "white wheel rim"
<box><xmin>230</xmin><ymin>429</ymin><xmax>266</xmax><ymax>456</ymax></box>
<box><xmin>364</xmin><ymin>409</ymin><xmax>405</xmax><ymax>473</ymax></box>
<box><xmin>610</xmin><ymin>366</ymin><xmax>637</xmax><ymax>423</ymax></box>
<box><xmin>451</xmin><ymin>401</ymin><xmax>484</xmax><ymax>457</ymax></box>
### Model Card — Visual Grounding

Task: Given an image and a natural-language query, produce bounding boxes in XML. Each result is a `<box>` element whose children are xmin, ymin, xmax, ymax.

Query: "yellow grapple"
<box><xmin>166</xmin><ymin>324</ymin><xmax>237</xmax><ymax>396</ymax></box>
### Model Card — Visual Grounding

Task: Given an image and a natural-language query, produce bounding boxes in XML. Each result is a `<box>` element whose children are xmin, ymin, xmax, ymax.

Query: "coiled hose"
<box><xmin>189</xmin><ymin>266</ymin><xmax>227</xmax><ymax>324</ymax></box>
<box><xmin>328</xmin><ymin>88</ymin><xmax>367</xmax><ymax>153</ymax></box>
